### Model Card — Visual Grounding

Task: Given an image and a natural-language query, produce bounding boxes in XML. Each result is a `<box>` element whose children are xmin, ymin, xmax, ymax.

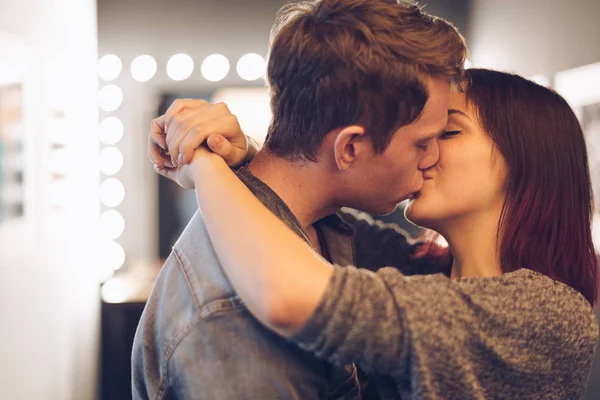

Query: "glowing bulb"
<box><xmin>99</xmin><ymin>117</ymin><xmax>124</xmax><ymax>145</ymax></box>
<box><xmin>131</xmin><ymin>55</ymin><xmax>157</xmax><ymax>82</ymax></box>
<box><xmin>167</xmin><ymin>53</ymin><xmax>194</xmax><ymax>81</ymax></box>
<box><xmin>99</xmin><ymin>241</ymin><xmax>126</xmax><ymax>271</ymax></box>
<box><xmin>100</xmin><ymin>210</ymin><xmax>125</xmax><ymax>240</ymax></box>
<box><xmin>101</xmin><ymin>277</ymin><xmax>129</xmax><ymax>303</ymax></box>
<box><xmin>97</xmin><ymin>55</ymin><xmax>122</xmax><ymax>81</ymax></box>
<box><xmin>98</xmin><ymin>85</ymin><xmax>123</xmax><ymax>112</ymax></box>
<box><xmin>201</xmin><ymin>54</ymin><xmax>230</xmax><ymax>82</ymax></box>
<box><xmin>236</xmin><ymin>53</ymin><xmax>266</xmax><ymax>81</ymax></box>
<box><xmin>100</xmin><ymin>178</ymin><xmax>125</xmax><ymax>207</ymax></box>
<box><xmin>99</xmin><ymin>147</ymin><xmax>124</xmax><ymax>176</ymax></box>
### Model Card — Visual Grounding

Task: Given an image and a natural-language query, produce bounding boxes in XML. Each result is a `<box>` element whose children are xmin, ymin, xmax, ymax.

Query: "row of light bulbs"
<box><xmin>97</xmin><ymin>53</ymin><xmax>266</xmax><ymax>83</ymax></box>
<box><xmin>95</xmin><ymin>52</ymin><xmax>266</xmax><ymax>273</ymax></box>
<box><xmin>97</xmin><ymin>76</ymin><xmax>126</xmax><ymax>271</ymax></box>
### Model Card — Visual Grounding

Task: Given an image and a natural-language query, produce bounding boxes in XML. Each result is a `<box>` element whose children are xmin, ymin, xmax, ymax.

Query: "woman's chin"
<box><xmin>404</xmin><ymin>200</ymin><xmax>435</xmax><ymax>229</ymax></box>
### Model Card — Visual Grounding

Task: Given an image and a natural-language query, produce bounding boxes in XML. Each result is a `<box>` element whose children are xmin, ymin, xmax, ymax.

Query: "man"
<box><xmin>133</xmin><ymin>0</ymin><xmax>466</xmax><ymax>398</ymax></box>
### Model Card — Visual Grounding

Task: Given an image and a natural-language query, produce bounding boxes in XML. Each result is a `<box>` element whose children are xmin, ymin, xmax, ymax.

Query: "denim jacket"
<box><xmin>132</xmin><ymin>167</ymin><xmax>423</xmax><ymax>399</ymax></box>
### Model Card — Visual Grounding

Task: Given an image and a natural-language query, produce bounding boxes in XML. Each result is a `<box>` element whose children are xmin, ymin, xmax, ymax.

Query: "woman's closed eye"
<box><xmin>440</xmin><ymin>130</ymin><xmax>462</xmax><ymax>139</ymax></box>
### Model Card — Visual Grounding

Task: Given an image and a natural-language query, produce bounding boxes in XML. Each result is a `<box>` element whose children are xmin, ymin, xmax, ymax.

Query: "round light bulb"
<box><xmin>100</xmin><ymin>178</ymin><xmax>125</xmax><ymax>207</ymax></box>
<box><xmin>99</xmin><ymin>117</ymin><xmax>124</xmax><ymax>145</ymax></box>
<box><xmin>97</xmin><ymin>55</ymin><xmax>122</xmax><ymax>81</ymax></box>
<box><xmin>100</xmin><ymin>210</ymin><xmax>125</xmax><ymax>240</ymax></box>
<box><xmin>131</xmin><ymin>55</ymin><xmax>157</xmax><ymax>82</ymax></box>
<box><xmin>167</xmin><ymin>53</ymin><xmax>194</xmax><ymax>81</ymax></box>
<box><xmin>98</xmin><ymin>85</ymin><xmax>123</xmax><ymax>112</ymax></box>
<box><xmin>236</xmin><ymin>53</ymin><xmax>266</xmax><ymax>81</ymax></box>
<box><xmin>201</xmin><ymin>54</ymin><xmax>230</xmax><ymax>82</ymax></box>
<box><xmin>99</xmin><ymin>147</ymin><xmax>124</xmax><ymax>176</ymax></box>
<box><xmin>100</xmin><ymin>241</ymin><xmax>126</xmax><ymax>271</ymax></box>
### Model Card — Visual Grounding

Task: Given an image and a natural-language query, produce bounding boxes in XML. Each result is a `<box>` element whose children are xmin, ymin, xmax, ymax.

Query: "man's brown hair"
<box><xmin>264</xmin><ymin>0</ymin><xmax>467</xmax><ymax>161</ymax></box>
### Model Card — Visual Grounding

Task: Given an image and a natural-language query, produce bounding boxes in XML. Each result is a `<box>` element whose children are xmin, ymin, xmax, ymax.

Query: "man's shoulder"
<box><xmin>171</xmin><ymin>209</ymin><xmax>237</xmax><ymax>306</ymax></box>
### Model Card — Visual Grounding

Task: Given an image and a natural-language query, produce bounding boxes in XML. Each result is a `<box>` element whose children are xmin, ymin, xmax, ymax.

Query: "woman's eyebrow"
<box><xmin>448</xmin><ymin>108</ymin><xmax>468</xmax><ymax>117</ymax></box>
<box><xmin>448</xmin><ymin>108</ymin><xmax>472</xmax><ymax>123</ymax></box>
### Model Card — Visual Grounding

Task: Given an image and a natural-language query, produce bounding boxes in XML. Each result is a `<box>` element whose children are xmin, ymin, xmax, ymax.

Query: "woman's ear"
<box><xmin>332</xmin><ymin>125</ymin><xmax>368</xmax><ymax>171</ymax></box>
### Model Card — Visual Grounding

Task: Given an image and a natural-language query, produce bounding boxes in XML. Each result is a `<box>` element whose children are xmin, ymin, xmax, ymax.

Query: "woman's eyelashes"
<box><xmin>440</xmin><ymin>130</ymin><xmax>462</xmax><ymax>139</ymax></box>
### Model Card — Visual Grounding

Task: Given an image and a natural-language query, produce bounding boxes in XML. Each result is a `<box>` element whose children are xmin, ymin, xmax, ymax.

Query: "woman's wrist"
<box><xmin>189</xmin><ymin>148</ymin><xmax>228</xmax><ymax>184</ymax></box>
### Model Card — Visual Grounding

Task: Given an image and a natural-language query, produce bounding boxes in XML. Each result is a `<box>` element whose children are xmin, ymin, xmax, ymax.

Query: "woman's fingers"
<box><xmin>150</xmin><ymin>117</ymin><xmax>168</xmax><ymax>150</ymax></box>
<box><xmin>165</xmin><ymin>108</ymin><xmax>200</xmax><ymax>166</ymax></box>
<box><xmin>165</xmin><ymin>102</ymin><xmax>245</xmax><ymax>166</ymax></box>
<box><xmin>177</xmin><ymin>113</ymin><xmax>246</xmax><ymax>166</ymax></box>
<box><xmin>206</xmin><ymin>134</ymin><xmax>245</xmax><ymax>166</ymax></box>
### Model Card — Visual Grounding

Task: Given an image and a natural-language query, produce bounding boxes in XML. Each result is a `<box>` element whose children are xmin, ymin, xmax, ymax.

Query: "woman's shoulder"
<box><xmin>375</xmin><ymin>266</ymin><xmax>598</xmax><ymax>342</ymax></box>
<box><xmin>459</xmin><ymin>268</ymin><xmax>599</xmax><ymax>347</ymax></box>
<box><xmin>516</xmin><ymin>269</ymin><xmax>598</xmax><ymax>335</ymax></box>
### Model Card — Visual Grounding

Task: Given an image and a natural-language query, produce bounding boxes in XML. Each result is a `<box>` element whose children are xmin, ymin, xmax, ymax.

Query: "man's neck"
<box><xmin>247</xmin><ymin>150</ymin><xmax>339</xmax><ymax>231</ymax></box>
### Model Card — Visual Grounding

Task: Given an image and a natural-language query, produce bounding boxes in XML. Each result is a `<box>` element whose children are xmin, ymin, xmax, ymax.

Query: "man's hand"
<box><xmin>148</xmin><ymin>99</ymin><xmax>248</xmax><ymax>185</ymax></box>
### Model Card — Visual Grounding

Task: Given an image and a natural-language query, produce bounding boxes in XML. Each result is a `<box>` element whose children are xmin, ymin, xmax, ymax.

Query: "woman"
<box><xmin>155</xmin><ymin>69</ymin><xmax>599</xmax><ymax>399</ymax></box>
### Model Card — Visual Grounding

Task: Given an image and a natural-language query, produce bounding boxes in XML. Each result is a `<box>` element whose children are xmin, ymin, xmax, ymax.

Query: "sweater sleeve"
<box><xmin>290</xmin><ymin>265</ymin><xmax>453</xmax><ymax>377</ymax></box>
<box><xmin>289</xmin><ymin>266</ymin><xmax>599</xmax><ymax>398</ymax></box>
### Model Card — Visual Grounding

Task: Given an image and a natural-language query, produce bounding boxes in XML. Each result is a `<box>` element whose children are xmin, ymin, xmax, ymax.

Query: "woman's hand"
<box><xmin>175</xmin><ymin>146</ymin><xmax>224</xmax><ymax>189</ymax></box>
<box><xmin>148</xmin><ymin>99</ymin><xmax>254</xmax><ymax>186</ymax></box>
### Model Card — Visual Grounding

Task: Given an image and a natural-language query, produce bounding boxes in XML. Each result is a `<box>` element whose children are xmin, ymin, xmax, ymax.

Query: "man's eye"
<box><xmin>418</xmin><ymin>143</ymin><xmax>429</xmax><ymax>151</ymax></box>
<box><xmin>440</xmin><ymin>130</ymin><xmax>461</xmax><ymax>139</ymax></box>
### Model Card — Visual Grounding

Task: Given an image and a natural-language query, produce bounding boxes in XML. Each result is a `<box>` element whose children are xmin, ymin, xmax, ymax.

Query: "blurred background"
<box><xmin>0</xmin><ymin>0</ymin><xmax>599</xmax><ymax>398</ymax></box>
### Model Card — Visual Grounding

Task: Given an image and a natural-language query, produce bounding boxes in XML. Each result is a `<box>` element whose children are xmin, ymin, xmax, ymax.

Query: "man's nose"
<box><xmin>419</xmin><ymin>140</ymin><xmax>439</xmax><ymax>170</ymax></box>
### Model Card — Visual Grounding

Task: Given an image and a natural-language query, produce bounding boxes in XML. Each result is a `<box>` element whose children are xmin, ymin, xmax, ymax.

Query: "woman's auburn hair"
<box><xmin>414</xmin><ymin>68</ymin><xmax>599</xmax><ymax>307</ymax></box>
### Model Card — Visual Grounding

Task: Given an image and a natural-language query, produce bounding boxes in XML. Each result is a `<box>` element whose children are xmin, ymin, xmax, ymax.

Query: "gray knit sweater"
<box><xmin>291</xmin><ymin>267</ymin><xmax>599</xmax><ymax>399</ymax></box>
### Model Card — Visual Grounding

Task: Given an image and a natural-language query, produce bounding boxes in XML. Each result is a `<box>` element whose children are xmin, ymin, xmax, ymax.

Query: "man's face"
<box><xmin>350</xmin><ymin>77</ymin><xmax>450</xmax><ymax>215</ymax></box>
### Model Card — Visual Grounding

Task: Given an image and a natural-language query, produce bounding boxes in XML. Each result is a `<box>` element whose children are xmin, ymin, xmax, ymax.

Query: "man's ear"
<box><xmin>332</xmin><ymin>125</ymin><xmax>368</xmax><ymax>171</ymax></box>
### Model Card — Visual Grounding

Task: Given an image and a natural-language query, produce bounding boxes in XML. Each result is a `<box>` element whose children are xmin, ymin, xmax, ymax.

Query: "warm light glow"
<box><xmin>131</xmin><ymin>55</ymin><xmax>157</xmax><ymax>82</ymax></box>
<box><xmin>99</xmin><ymin>117</ymin><xmax>124</xmax><ymax>145</ymax></box>
<box><xmin>97</xmin><ymin>55</ymin><xmax>122</xmax><ymax>81</ymax></box>
<box><xmin>100</xmin><ymin>210</ymin><xmax>125</xmax><ymax>240</ymax></box>
<box><xmin>201</xmin><ymin>54</ymin><xmax>230</xmax><ymax>82</ymax></box>
<box><xmin>236</xmin><ymin>53</ymin><xmax>266</xmax><ymax>81</ymax></box>
<box><xmin>98</xmin><ymin>85</ymin><xmax>123</xmax><ymax>112</ymax></box>
<box><xmin>99</xmin><ymin>147</ymin><xmax>124</xmax><ymax>176</ymax></box>
<box><xmin>100</xmin><ymin>178</ymin><xmax>125</xmax><ymax>207</ymax></box>
<box><xmin>167</xmin><ymin>53</ymin><xmax>194</xmax><ymax>81</ymax></box>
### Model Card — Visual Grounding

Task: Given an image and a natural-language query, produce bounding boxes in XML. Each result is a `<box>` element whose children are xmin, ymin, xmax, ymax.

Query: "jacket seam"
<box><xmin>172</xmin><ymin>247</ymin><xmax>203</xmax><ymax>311</ymax></box>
